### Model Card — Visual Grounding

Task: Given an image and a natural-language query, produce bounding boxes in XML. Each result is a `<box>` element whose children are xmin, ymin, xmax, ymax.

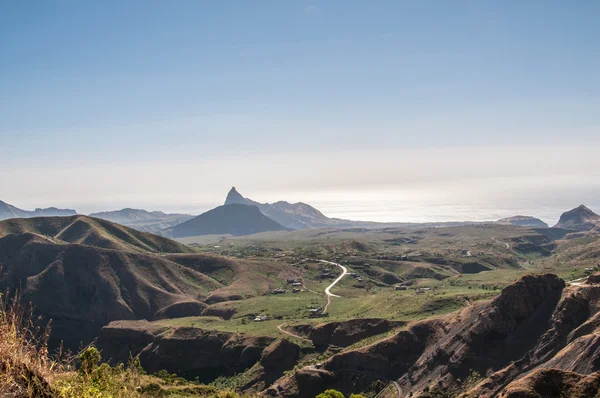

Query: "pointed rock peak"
<box><xmin>225</xmin><ymin>186</ymin><xmax>248</xmax><ymax>205</ymax></box>
<box><xmin>563</xmin><ymin>205</ymin><xmax>599</xmax><ymax>218</ymax></box>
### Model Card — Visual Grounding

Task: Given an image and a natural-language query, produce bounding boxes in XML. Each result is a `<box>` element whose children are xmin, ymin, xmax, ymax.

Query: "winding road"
<box><xmin>320</xmin><ymin>260</ymin><xmax>348</xmax><ymax>313</ymax></box>
<box><xmin>277</xmin><ymin>259</ymin><xmax>349</xmax><ymax>340</ymax></box>
<box><xmin>491</xmin><ymin>237</ymin><xmax>510</xmax><ymax>249</ymax></box>
<box><xmin>277</xmin><ymin>323</ymin><xmax>312</xmax><ymax>342</ymax></box>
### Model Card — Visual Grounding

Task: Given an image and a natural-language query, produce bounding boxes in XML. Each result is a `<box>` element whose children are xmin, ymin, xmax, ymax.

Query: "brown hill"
<box><xmin>0</xmin><ymin>232</ymin><xmax>225</xmax><ymax>348</ymax></box>
<box><xmin>0</xmin><ymin>220</ymin><xmax>285</xmax><ymax>349</ymax></box>
<box><xmin>554</xmin><ymin>205</ymin><xmax>600</xmax><ymax>232</ymax></box>
<box><xmin>0</xmin><ymin>215</ymin><xmax>193</xmax><ymax>254</ymax></box>
<box><xmin>271</xmin><ymin>273</ymin><xmax>600</xmax><ymax>398</ymax></box>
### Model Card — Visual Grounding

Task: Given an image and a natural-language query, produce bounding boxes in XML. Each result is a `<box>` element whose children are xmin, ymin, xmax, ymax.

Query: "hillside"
<box><xmin>0</xmin><ymin>233</ymin><xmax>223</xmax><ymax>348</ymax></box>
<box><xmin>0</xmin><ymin>215</ymin><xmax>193</xmax><ymax>254</ymax></box>
<box><xmin>497</xmin><ymin>215</ymin><xmax>549</xmax><ymax>228</ymax></box>
<box><xmin>0</xmin><ymin>200</ymin><xmax>76</xmax><ymax>220</ymax></box>
<box><xmin>90</xmin><ymin>208</ymin><xmax>194</xmax><ymax>234</ymax></box>
<box><xmin>167</xmin><ymin>203</ymin><xmax>288</xmax><ymax>238</ymax></box>
<box><xmin>271</xmin><ymin>273</ymin><xmax>600</xmax><ymax>397</ymax></box>
<box><xmin>554</xmin><ymin>205</ymin><xmax>600</xmax><ymax>232</ymax></box>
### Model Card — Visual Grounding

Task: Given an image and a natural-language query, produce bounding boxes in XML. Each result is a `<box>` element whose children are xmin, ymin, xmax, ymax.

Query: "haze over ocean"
<box><xmin>2</xmin><ymin>2</ymin><xmax>599</xmax><ymax>222</ymax></box>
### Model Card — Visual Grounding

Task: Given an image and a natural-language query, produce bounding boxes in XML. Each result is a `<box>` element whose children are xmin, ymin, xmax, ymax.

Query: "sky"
<box><xmin>1</xmin><ymin>1</ymin><xmax>599</xmax><ymax>221</ymax></box>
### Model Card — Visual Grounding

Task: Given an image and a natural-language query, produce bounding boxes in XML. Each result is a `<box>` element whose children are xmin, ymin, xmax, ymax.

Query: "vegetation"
<box><xmin>0</xmin><ymin>292</ymin><xmax>248</xmax><ymax>397</ymax></box>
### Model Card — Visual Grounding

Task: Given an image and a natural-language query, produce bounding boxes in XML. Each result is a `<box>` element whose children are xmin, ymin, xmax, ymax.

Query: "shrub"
<box><xmin>316</xmin><ymin>389</ymin><xmax>345</xmax><ymax>398</ymax></box>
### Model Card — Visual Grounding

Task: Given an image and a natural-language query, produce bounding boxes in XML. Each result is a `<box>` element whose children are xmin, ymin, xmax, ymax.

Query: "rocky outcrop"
<box><xmin>97</xmin><ymin>321</ymin><xmax>275</xmax><ymax>383</ymax></box>
<box><xmin>153</xmin><ymin>301</ymin><xmax>207</xmax><ymax>320</ymax></box>
<box><xmin>291</xmin><ymin>319</ymin><xmax>404</xmax><ymax>348</ymax></box>
<box><xmin>272</xmin><ymin>274</ymin><xmax>573</xmax><ymax>397</ymax></box>
<box><xmin>500</xmin><ymin>369</ymin><xmax>600</xmax><ymax>398</ymax></box>
<box><xmin>201</xmin><ymin>306</ymin><xmax>237</xmax><ymax>320</ymax></box>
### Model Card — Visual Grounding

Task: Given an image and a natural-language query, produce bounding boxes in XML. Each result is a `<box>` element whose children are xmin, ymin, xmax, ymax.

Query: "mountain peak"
<box><xmin>554</xmin><ymin>204</ymin><xmax>600</xmax><ymax>231</ymax></box>
<box><xmin>225</xmin><ymin>186</ymin><xmax>248</xmax><ymax>205</ymax></box>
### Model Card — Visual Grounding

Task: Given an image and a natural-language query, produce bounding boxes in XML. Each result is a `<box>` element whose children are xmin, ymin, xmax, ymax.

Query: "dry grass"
<box><xmin>0</xmin><ymin>290</ymin><xmax>54</xmax><ymax>397</ymax></box>
<box><xmin>0</xmin><ymin>290</ymin><xmax>253</xmax><ymax>397</ymax></box>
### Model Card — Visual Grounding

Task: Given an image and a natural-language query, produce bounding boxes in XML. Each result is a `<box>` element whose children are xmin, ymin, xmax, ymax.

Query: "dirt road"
<box><xmin>319</xmin><ymin>260</ymin><xmax>348</xmax><ymax>313</ymax></box>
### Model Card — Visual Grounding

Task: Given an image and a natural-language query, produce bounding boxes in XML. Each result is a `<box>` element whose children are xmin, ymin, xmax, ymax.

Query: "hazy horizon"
<box><xmin>2</xmin><ymin>2</ymin><xmax>599</xmax><ymax>225</ymax></box>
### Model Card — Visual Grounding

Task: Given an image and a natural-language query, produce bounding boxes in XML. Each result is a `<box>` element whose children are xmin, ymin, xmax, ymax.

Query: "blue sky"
<box><xmin>1</xmin><ymin>1</ymin><xmax>599</xmax><ymax>217</ymax></box>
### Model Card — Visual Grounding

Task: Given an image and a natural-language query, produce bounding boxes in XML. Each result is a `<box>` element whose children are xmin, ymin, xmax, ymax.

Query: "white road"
<box><xmin>319</xmin><ymin>260</ymin><xmax>348</xmax><ymax>312</ymax></box>
<box><xmin>492</xmin><ymin>237</ymin><xmax>510</xmax><ymax>249</ymax></box>
<box><xmin>567</xmin><ymin>277</ymin><xmax>587</xmax><ymax>287</ymax></box>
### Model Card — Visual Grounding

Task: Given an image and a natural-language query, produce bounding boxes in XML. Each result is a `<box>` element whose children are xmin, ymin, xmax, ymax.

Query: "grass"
<box><xmin>0</xmin><ymin>292</ymin><xmax>251</xmax><ymax>398</ymax></box>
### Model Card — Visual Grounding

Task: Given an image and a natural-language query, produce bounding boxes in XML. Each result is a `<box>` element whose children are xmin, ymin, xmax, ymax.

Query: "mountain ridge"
<box><xmin>0</xmin><ymin>200</ymin><xmax>76</xmax><ymax>220</ymax></box>
<box><xmin>0</xmin><ymin>215</ymin><xmax>193</xmax><ymax>254</ymax></box>
<box><xmin>224</xmin><ymin>187</ymin><xmax>354</xmax><ymax>229</ymax></box>
<box><xmin>90</xmin><ymin>208</ymin><xmax>194</xmax><ymax>234</ymax></box>
<box><xmin>167</xmin><ymin>203</ymin><xmax>289</xmax><ymax>238</ymax></box>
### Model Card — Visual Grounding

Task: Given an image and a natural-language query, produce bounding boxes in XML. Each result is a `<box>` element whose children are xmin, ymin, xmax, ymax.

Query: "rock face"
<box><xmin>291</xmin><ymin>319</ymin><xmax>404</xmax><ymax>347</ymax></box>
<box><xmin>497</xmin><ymin>215</ymin><xmax>549</xmax><ymax>228</ymax></box>
<box><xmin>501</xmin><ymin>368</ymin><xmax>600</xmax><ymax>398</ymax></box>
<box><xmin>0</xmin><ymin>200</ymin><xmax>76</xmax><ymax>220</ymax></box>
<box><xmin>97</xmin><ymin>321</ymin><xmax>276</xmax><ymax>383</ymax></box>
<box><xmin>554</xmin><ymin>205</ymin><xmax>600</xmax><ymax>232</ymax></box>
<box><xmin>167</xmin><ymin>203</ymin><xmax>288</xmax><ymax>237</ymax></box>
<box><xmin>272</xmin><ymin>273</ymin><xmax>600</xmax><ymax>398</ymax></box>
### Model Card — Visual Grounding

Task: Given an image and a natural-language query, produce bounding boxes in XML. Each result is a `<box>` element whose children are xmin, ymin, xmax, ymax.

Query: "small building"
<box><xmin>395</xmin><ymin>285</ymin><xmax>407</xmax><ymax>291</ymax></box>
<box><xmin>415</xmin><ymin>288</ymin><xmax>426</xmax><ymax>294</ymax></box>
<box><xmin>271</xmin><ymin>288</ymin><xmax>286</xmax><ymax>294</ymax></box>
<box><xmin>292</xmin><ymin>282</ymin><xmax>303</xmax><ymax>287</ymax></box>
<box><xmin>293</xmin><ymin>288</ymin><xmax>302</xmax><ymax>293</ymax></box>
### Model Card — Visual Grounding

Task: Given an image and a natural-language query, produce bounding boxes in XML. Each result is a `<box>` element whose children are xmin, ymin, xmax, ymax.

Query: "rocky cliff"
<box><xmin>269</xmin><ymin>273</ymin><xmax>600</xmax><ymax>398</ymax></box>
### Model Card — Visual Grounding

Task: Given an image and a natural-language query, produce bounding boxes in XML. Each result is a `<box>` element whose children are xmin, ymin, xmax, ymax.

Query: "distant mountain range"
<box><xmin>224</xmin><ymin>187</ymin><xmax>358</xmax><ymax>229</ymax></box>
<box><xmin>5</xmin><ymin>193</ymin><xmax>599</xmax><ymax>238</ymax></box>
<box><xmin>0</xmin><ymin>200</ymin><xmax>76</xmax><ymax>220</ymax></box>
<box><xmin>90</xmin><ymin>208</ymin><xmax>194</xmax><ymax>234</ymax></box>
<box><xmin>166</xmin><ymin>203</ymin><xmax>289</xmax><ymax>238</ymax></box>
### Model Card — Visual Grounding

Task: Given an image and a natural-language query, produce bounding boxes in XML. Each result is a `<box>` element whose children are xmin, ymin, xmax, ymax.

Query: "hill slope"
<box><xmin>167</xmin><ymin>203</ymin><xmax>288</xmax><ymax>238</ymax></box>
<box><xmin>554</xmin><ymin>205</ymin><xmax>600</xmax><ymax>232</ymax></box>
<box><xmin>90</xmin><ymin>208</ymin><xmax>194</xmax><ymax>234</ymax></box>
<box><xmin>0</xmin><ymin>200</ymin><xmax>76</xmax><ymax>220</ymax></box>
<box><xmin>0</xmin><ymin>215</ymin><xmax>193</xmax><ymax>254</ymax></box>
<box><xmin>0</xmin><ymin>232</ymin><xmax>223</xmax><ymax>348</ymax></box>
<box><xmin>272</xmin><ymin>273</ymin><xmax>600</xmax><ymax>397</ymax></box>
